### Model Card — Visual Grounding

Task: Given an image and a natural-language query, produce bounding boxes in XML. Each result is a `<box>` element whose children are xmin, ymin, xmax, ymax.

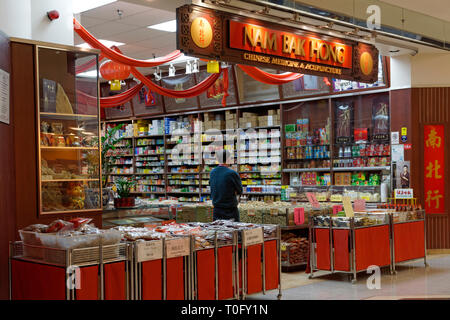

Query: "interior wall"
<box><xmin>390</xmin><ymin>55</ymin><xmax>412</xmax><ymax>90</ymax></box>
<box><xmin>0</xmin><ymin>31</ymin><xmax>16</xmax><ymax>300</ymax></box>
<box><xmin>411</xmin><ymin>53</ymin><xmax>450</xmax><ymax>87</ymax></box>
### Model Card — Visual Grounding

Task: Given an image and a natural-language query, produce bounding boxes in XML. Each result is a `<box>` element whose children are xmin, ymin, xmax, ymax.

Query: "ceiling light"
<box><xmin>77</xmin><ymin>70</ymin><xmax>99</xmax><ymax>78</ymax></box>
<box><xmin>147</xmin><ymin>20</ymin><xmax>177</xmax><ymax>33</ymax></box>
<box><xmin>169</xmin><ymin>64</ymin><xmax>176</xmax><ymax>77</ymax></box>
<box><xmin>154</xmin><ymin>67</ymin><xmax>161</xmax><ymax>81</ymax></box>
<box><xmin>185</xmin><ymin>61</ymin><xmax>192</xmax><ymax>74</ymax></box>
<box><xmin>73</xmin><ymin>0</ymin><xmax>117</xmax><ymax>14</ymax></box>
<box><xmin>191</xmin><ymin>59</ymin><xmax>199</xmax><ymax>73</ymax></box>
<box><xmin>76</xmin><ymin>39</ymin><xmax>125</xmax><ymax>49</ymax></box>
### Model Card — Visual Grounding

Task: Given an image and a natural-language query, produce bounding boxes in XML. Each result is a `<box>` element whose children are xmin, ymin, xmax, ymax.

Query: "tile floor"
<box><xmin>248</xmin><ymin>253</ymin><xmax>450</xmax><ymax>300</ymax></box>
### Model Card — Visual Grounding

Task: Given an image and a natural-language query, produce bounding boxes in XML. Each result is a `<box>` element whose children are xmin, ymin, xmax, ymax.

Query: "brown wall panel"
<box><xmin>411</xmin><ymin>87</ymin><xmax>450</xmax><ymax>249</ymax></box>
<box><xmin>0</xmin><ymin>32</ymin><xmax>15</xmax><ymax>300</ymax></box>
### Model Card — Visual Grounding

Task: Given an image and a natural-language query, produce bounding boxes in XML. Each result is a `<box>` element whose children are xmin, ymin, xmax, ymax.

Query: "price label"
<box><xmin>248</xmin><ymin>209</ymin><xmax>256</xmax><ymax>216</ymax></box>
<box><xmin>361</xmin><ymin>195</ymin><xmax>371</xmax><ymax>202</ymax></box>
<box><xmin>331</xmin><ymin>194</ymin><xmax>343</xmax><ymax>202</ymax></box>
<box><xmin>270</xmin><ymin>208</ymin><xmax>278</xmax><ymax>216</ymax></box>
<box><xmin>243</xmin><ymin>227</ymin><xmax>263</xmax><ymax>247</ymax></box>
<box><xmin>166</xmin><ymin>237</ymin><xmax>190</xmax><ymax>258</ymax></box>
<box><xmin>316</xmin><ymin>195</ymin><xmax>327</xmax><ymax>202</ymax></box>
<box><xmin>306</xmin><ymin>192</ymin><xmax>320</xmax><ymax>208</ymax></box>
<box><xmin>136</xmin><ymin>240</ymin><xmax>163</xmax><ymax>262</ymax></box>
<box><xmin>342</xmin><ymin>196</ymin><xmax>354</xmax><ymax>218</ymax></box>
<box><xmin>353</xmin><ymin>199</ymin><xmax>366</xmax><ymax>212</ymax></box>
<box><xmin>281</xmin><ymin>244</ymin><xmax>287</xmax><ymax>251</ymax></box>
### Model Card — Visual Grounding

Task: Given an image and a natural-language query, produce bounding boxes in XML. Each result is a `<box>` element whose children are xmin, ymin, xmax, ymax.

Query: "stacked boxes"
<box><xmin>258</xmin><ymin>109</ymin><xmax>281</xmax><ymax>127</ymax></box>
<box><xmin>239</xmin><ymin>112</ymin><xmax>258</xmax><ymax>128</ymax></box>
<box><xmin>225</xmin><ymin>110</ymin><xmax>237</xmax><ymax>129</ymax></box>
<box><xmin>204</xmin><ymin>113</ymin><xmax>225</xmax><ymax>131</ymax></box>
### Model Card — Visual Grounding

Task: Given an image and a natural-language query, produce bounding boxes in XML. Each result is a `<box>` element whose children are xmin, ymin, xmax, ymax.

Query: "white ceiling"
<box><xmin>75</xmin><ymin>0</ymin><xmax>179</xmax><ymax>60</ymax></box>
<box><xmin>380</xmin><ymin>0</ymin><xmax>450</xmax><ymax>23</ymax></box>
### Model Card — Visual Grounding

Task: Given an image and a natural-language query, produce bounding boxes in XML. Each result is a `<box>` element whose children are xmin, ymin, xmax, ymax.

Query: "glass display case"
<box><xmin>37</xmin><ymin>45</ymin><xmax>101</xmax><ymax>214</ymax></box>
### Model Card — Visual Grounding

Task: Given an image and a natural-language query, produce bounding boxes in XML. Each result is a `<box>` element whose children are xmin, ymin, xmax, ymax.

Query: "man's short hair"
<box><xmin>216</xmin><ymin>149</ymin><xmax>231</xmax><ymax>164</ymax></box>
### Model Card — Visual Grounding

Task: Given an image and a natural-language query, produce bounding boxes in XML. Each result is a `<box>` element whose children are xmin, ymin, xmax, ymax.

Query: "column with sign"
<box><xmin>424</xmin><ymin>125</ymin><xmax>445</xmax><ymax>214</ymax></box>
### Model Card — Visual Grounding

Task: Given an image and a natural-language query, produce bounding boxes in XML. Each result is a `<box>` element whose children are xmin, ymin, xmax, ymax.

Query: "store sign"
<box><xmin>166</xmin><ymin>237</ymin><xmax>190</xmax><ymax>258</ymax></box>
<box><xmin>424</xmin><ymin>125</ymin><xmax>445</xmax><ymax>214</ymax></box>
<box><xmin>394</xmin><ymin>188</ymin><xmax>414</xmax><ymax>199</ymax></box>
<box><xmin>176</xmin><ymin>5</ymin><xmax>379</xmax><ymax>83</ymax></box>
<box><xmin>136</xmin><ymin>240</ymin><xmax>163</xmax><ymax>262</ymax></box>
<box><xmin>243</xmin><ymin>227</ymin><xmax>263</xmax><ymax>247</ymax></box>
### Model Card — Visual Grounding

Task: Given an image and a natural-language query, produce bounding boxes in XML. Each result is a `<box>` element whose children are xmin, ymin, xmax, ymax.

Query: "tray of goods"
<box><xmin>18</xmin><ymin>218</ymin><xmax>123</xmax><ymax>265</ymax></box>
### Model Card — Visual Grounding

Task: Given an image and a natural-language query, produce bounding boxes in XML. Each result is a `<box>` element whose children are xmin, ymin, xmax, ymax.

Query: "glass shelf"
<box><xmin>37</xmin><ymin>45</ymin><xmax>101</xmax><ymax>215</ymax></box>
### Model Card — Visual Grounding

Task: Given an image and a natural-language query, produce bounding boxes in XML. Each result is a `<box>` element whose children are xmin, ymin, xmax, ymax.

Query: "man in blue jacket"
<box><xmin>209</xmin><ymin>149</ymin><xmax>243</xmax><ymax>221</ymax></box>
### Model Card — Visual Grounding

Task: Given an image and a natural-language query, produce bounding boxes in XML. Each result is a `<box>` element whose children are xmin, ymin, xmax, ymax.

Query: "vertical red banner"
<box><xmin>424</xmin><ymin>125</ymin><xmax>445</xmax><ymax>214</ymax></box>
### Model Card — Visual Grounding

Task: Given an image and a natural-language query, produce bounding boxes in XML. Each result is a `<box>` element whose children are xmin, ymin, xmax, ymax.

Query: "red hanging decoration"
<box><xmin>323</xmin><ymin>77</ymin><xmax>332</xmax><ymax>86</ymax></box>
<box><xmin>100</xmin><ymin>60</ymin><xmax>131</xmax><ymax>81</ymax></box>
<box><xmin>222</xmin><ymin>67</ymin><xmax>229</xmax><ymax>107</ymax></box>
<box><xmin>237</xmin><ymin>64</ymin><xmax>303</xmax><ymax>85</ymax></box>
<box><xmin>74</xmin><ymin>18</ymin><xmax>182</xmax><ymax>68</ymax></box>
<box><xmin>77</xmin><ymin>82</ymin><xmax>144</xmax><ymax>108</ymax></box>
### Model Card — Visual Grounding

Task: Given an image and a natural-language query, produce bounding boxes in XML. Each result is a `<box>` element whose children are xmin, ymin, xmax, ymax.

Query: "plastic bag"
<box><xmin>46</xmin><ymin>219</ymin><xmax>74</xmax><ymax>233</ymax></box>
<box><xmin>69</xmin><ymin>217</ymin><xmax>93</xmax><ymax>230</ymax></box>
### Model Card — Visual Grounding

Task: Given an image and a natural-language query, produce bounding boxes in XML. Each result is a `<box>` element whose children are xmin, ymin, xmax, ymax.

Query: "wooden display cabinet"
<box><xmin>11</xmin><ymin>39</ymin><xmax>102</xmax><ymax>227</ymax></box>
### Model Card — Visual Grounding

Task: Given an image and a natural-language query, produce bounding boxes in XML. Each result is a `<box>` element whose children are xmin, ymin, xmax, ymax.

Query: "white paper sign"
<box><xmin>391</xmin><ymin>131</ymin><xmax>399</xmax><ymax>144</ymax></box>
<box><xmin>392</xmin><ymin>144</ymin><xmax>404</xmax><ymax>162</ymax></box>
<box><xmin>243</xmin><ymin>227</ymin><xmax>263</xmax><ymax>247</ymax></box>
<box><xmin>394</xmin><ymin>188</ymin><xmax>414</xmax><ymax>199</ymax></box>
<box><xmin>136</xmin><ymin>240</ymin><xmax>163</xmax><ymax>262</ymax></box>
<box><xmin>166</xmin><ymin>237</ymin><xmax>190</xmax><ymax>258</ymax></box>
<box><xmin>0</xmin><ymin>69</ymin><xmax>10</xmax><ymax>124</ymax></box>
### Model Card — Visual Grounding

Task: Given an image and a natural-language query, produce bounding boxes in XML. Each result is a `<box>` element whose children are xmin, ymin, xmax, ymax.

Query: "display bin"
<box><xmin>9</xmin><ymin>241</ymin><xmax>128</xmax><ymax>300</ymax></box>
<box><xmin>191</xmin><ymin>231</ymin><xmax>239</xmax><ymax>300</ymax></box>
<box><xmin>390</xmin><ymin>210</ymin><xmax>427</xmax><ymax>272</ymax></box>
<box><xmin>127</xmin><ymin>235</ymin><xmax>192</xmax><ymax>300</ymax></box>
<box><xmin>238</xmin><ymin>225</ymin><xmax>282</xmax><ymax>300</ymax></box>
<box><xmin>309</xmin><ymin>212</ymin><xmax>392</xmax><ymax>283</ymax></box>
<box><xmin>164</xmin><ymin>236</ymin><xmax>192</xmax><ymax>300</ymax></box>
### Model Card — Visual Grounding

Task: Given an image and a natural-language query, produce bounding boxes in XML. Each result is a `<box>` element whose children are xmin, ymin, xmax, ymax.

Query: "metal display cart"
<box><xmin>390</xmin><ymin>210</ymin><xmax>428</xmax><ymax>273</ymax></box>
<box><xmin>9</xmin><ymin>241</ymin><xmax>128</xmax><ymax>300</ymax></box>
<box><xmin>308</xmin><ymin>212</ymin><xmax>392</xmax><ymax>283</ymax></box>
<box><xmin>191</xmin><ymin>230</ymin><xmax>239</xmax><ymax>300</ymax></box>
<box><xmin>239</xmin><ymin>225</ymin><xmax>282</xmax><ymax>300</ymax></box>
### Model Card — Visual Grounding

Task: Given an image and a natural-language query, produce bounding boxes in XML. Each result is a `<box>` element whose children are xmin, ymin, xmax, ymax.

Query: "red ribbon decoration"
<box><xmin>76</xmin><ymin>54</ymin><xmax>105</xmax><ymax>74</ymax></box>
<box><xmin>222</xmin><ymin>67</ymin><xmax>229</xmax><ymax>107</ymax></box>
<box><xmin>77</xmin><ymin>82</ymin><xmax>144</xmax><ymax>108</ymax></box>
<box><xmin>237</xmin><ymin>64</ymin><xmax>303</xmax><ymax>85</ymax></box>
<box><xmin>74</xmin><ymin>18</ymin><xmax>182</xmax><ymax>67</ymax></box>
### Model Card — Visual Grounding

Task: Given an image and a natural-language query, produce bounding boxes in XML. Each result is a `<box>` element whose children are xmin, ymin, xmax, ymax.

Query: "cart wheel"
<box><xmin>277</xmin><ymin>294</ymin><xmax>282</xmax><ymax>300</ymax></box>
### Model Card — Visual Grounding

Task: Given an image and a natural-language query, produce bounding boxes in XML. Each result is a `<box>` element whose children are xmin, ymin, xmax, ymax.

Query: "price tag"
<box><xmin>361</xmin><ymin>195</ymin><xmax>371</xmax><ymax>201</ymax></box>
<box><xmin>306</xmin><ymin>192</ymin><xmax>320</xmax><ymax>208</ymax></box>
<box><xmin>281</xmin><ymin>244</ymin><xmax>287</xmax><ymax>251</ymax></box>
<box><xmin>294</xmin><ymin>207</ymin><xmax>305</xmax><ymax>225</ymax></box>
<box><xmin>316</xmin><ymin>195</ymin><xmax>327</xmax><ymax>202</ymax></box>
<box><xmin>353</xmin><ymin>199</ymin><xmax>366</xmax><ymax>212</ymax></box>
<box><xmin>136</xmin><ymin>240</ymin><xmax>163</xmax><ymax>262</ymax></box>
<box><xmin>332</xmin><ymin>205</ymin><xmax>343</xmax><ymax>215</ymax></box>
<box><xmin>243</xmin><ymin>227</ymin><xmax>263</xmax><ymax>247</ymax></box>
<box><xmin>248</xmin><ymin>209</ymin><xmax>256</xmax><ymax>217</ymax></box>
<box><xmin>331</xmin><ymin>194</ymin><xmax>343</xmax><ymax>202</ymax></box>
<box><xmin>270</xmin><ymin>208</ymin><xmax>278</xmax><ymax>216</ymax></box>
<box><xmin>342</xmin><ymin>196</ymin><xmax>354</xmax><ymax>218</ymax></box>
<box><xmin>166</xmin><ymin>237</ymin><xmax>190</xmax><ymax>258</ymax></box>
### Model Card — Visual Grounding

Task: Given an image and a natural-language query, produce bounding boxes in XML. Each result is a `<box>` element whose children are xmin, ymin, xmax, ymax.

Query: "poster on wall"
<box><xmin>424</xmin><ymin>125</ymin><xmax>445</xmax><ymax>214</ymax></box>
<box><xmin>0</xmin><ymin>69</ymin><xmax>9</xmax><ymax>124</ymax></box>
<box><xmin>335</xmin><ymin>102</ymin><xmax>353</xmax><ymax>144</ymax></box>
<box><xmin>394</xmin><ymin>160</ymin><xmax>410</xmax><ymax>189</ymax></box>
<box><xmin>372</xmin><ymin>98</ymin><xmax>390</xmax><ymax>141</ymax></box>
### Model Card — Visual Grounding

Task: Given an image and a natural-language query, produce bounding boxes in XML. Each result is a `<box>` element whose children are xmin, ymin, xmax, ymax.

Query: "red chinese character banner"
<box><xmin>424</xmin><ymin>125</ymin><xmax>445</xmax><ymax>214</ymax></box>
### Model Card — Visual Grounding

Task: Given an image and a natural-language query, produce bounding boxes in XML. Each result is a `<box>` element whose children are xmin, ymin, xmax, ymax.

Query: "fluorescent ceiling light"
<box><xmin>147</xmin><ymin>20</ymin><xmax>177</xmax><ymax>32</ymax></box>
<box><xmin>76</xmin><ymin>39</ymin><xmax>125</xmax><ymax>49</ymax></box>
<box><xmin>77</xmin><ymin>70</ymin><xmax>99</xmax><ymax>78</ymax></box>
<box><xmin>73</xmin><ymin>0</ymin><xmax>118</xmax><ymax>14</ymax></box>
